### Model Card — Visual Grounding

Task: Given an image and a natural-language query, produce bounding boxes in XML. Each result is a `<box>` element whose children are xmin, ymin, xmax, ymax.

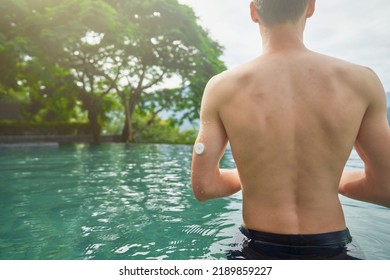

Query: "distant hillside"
<box><xmin>388</xmin><ymin>109</ymin><xmax>390</xmax><ymax>125</ymax></box>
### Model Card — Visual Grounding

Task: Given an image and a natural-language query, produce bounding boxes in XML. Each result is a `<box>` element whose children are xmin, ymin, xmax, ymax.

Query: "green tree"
<box><xmin>107</xmin><ymin>0</ymin><xmax>226</xmax><ymax>142</ymax></box>
<box><xmin>33</xmin><ymin>0</ymin><xmax>122</xmax><ymax>143</ymax></box>
<box><xmin>0</xmin><ymin>0</ymin><xmax>86</xmax><ymax>123</ymax></box>
<box><xmin>0</xmin><ymin>0</ymin><xmax>33</xmax><ymax>99</ymax></box>
<box><xmin>0</xmin><ymin>0</ymin><xmax>225</xmax><ymax>143</ymax></box>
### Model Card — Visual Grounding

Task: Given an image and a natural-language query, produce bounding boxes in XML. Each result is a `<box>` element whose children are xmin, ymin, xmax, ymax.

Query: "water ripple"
<box><xmin>1</xmin><ymin>144</ymin><xmax>389</xmax><ymax>260</ymax></box>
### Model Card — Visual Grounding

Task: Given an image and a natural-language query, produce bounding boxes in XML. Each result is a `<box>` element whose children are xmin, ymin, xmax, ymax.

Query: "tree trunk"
<box><xmin>80</xmin><ymin>92</ymin><xmax>101</xmax><ymax>144</ymax></box>
<box><xmin>88</xmin><ymin>105</ymin><xmax>101</xmax><ymax>144</ymax></box>
<box><xmin>121</xmin><ymin>89</ymin><xmax>141</xmax><ymax>143</ymax></box>
<box><xmin>121</xmin><ymin>99</ymin><xmax>132</xmax><ymax>143</ymax></box>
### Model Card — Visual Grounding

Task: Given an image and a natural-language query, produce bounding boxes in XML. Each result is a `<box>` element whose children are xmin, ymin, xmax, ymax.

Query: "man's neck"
<box><xmin>260</xmin><ymin>23</ymin><xmax>307</xmax><ymax>54</ymax></box>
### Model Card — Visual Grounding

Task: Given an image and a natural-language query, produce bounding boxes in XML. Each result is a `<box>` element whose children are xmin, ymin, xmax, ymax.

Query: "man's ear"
<box><xmin>250</xmin><ymin>1</ymin><xmax>259</xmax><ymax>23</ymax></box>
<box><xmin>306</xmin><ymin>0</ymin><xmax>316</xmax><ymax>18</ymax></box>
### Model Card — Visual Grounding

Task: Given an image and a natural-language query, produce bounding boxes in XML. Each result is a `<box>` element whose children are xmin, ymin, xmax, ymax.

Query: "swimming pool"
<box><xmin>0</xmin><ymin>144</ymin><xmax>389</xmax><ymax>260</ymax></box>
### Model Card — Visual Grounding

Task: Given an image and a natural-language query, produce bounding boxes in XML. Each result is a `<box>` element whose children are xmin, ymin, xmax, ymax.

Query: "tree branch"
<box><xmin>101</xmin><ymin>67</ymin><xmax>122</xmax><ymax>96</ymax></box>
<box><xmin>141</xmin><ymin>69</ymin><xmax>166</xmax><ymax>91</ymax></box>
<box><xmin>135</xmin><ymin>106</ymin><xmax>166</xmax><ymax>137</ymax></box>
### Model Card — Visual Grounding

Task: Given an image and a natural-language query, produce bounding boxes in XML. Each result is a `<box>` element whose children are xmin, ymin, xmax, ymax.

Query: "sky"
<box><xmin>178</xmin><ymin>0</ymin><xmax>390</xmax><ymax>92</ymax></box>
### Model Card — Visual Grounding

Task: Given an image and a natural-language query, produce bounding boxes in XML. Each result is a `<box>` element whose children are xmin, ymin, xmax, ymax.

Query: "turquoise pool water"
<box><xmin>0</xmin><ymin>144</ymin><xmax>389</xmax><ymax>260</ymax></box>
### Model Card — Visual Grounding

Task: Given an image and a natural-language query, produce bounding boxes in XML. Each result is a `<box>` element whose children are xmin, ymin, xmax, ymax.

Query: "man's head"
<box><xmin>251</xmin><ymin>0</ymin><xmax>315</xmax><ymax>27</ymax></box>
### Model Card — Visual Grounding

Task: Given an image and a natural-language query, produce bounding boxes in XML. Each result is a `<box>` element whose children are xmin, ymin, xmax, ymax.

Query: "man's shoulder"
<box><xmin>312</xmin><ymin>51</ymin><xmax>372</xmax><ymax>74</ymax></box>
<box><xmin>207</xmin><ymin>59</ymin><xmax>258</xmax><ymax>89</ymax></box>
<box><xmin>202</xmin><ymin>65</ymin><xmax>251</xmax><ymax>108</ymax></box>
<box><xmin>317</xmin><ymin>52</ymin><xmax>385</xmax><ymax>103</ymax></box>
<box><xmin>205</xmin><ymin>67</ymin><xmax>244</xmax><ymax>95</ymax></box>
<box><xmin>310</xmin><ymin>51</ymin><xmax>381</xmax><ymax>87</ymax></box>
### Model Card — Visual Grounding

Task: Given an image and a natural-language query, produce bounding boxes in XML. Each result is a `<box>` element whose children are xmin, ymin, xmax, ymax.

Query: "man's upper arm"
<box><xmin>339</xmin><ymin>68</ymin><xmax>390</xmax><ymax>207</ymax></box>
<box><xmin>191</xmin><ymin>76</ymin><xmax>229</xmax><ymax>199</ymax></box>
<box><xmin>355</xmin><ymin>69</ymin><xmax>390</xmax><ymax>185</ymax></box>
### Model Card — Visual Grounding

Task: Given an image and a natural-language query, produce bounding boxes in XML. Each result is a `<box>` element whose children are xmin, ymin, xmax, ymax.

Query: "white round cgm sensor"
<box><xmin>194</xmin><ymin>143</ymin><xmax>205</xmax><ymax>155</ymax></box>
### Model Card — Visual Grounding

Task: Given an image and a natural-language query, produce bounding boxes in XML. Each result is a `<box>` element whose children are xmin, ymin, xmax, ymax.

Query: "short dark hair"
<box><xmin>253</xmin><ymin>0</ymin><xmax>310</xmax><ymax>26</ymax></box>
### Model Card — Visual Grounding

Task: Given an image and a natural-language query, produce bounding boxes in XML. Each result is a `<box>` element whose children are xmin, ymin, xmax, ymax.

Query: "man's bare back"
<box><xmin>206</xmin><ymin>50</ymin><xmax>376</xmax><ymax>234</ymax></box>
<box><xmin>191</xmin><ymin>0</ymin><xmax>390</xmax><ymax>240</ymax></box>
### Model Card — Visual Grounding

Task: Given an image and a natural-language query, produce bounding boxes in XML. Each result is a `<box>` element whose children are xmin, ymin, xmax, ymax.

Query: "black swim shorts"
<box><xmin>227</xmin><ymin>226</ymin><xmax>365</xmax><ymax>260</ymax></box>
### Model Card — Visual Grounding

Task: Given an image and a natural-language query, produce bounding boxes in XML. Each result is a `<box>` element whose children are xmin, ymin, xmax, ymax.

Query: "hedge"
<box><xmin>0</xmin><ymin>121</ymin><xmax>91</xmax><ymax>136</ymax></box>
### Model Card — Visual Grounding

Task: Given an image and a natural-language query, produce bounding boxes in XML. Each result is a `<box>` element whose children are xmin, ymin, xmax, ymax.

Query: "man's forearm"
<box><xmin>217</xmin><ymin>168</ymin><xmax>242</xmax><ymax>197</ymax></box>
<box><xmin>339</xmin><ymin>170</ymin><xmax>390</xmax><ymax>208</ymax></box>
<box><xmin>192</xmin><ymin>168</ymin><xmax>242</xmax><ymax>202</ymax></box>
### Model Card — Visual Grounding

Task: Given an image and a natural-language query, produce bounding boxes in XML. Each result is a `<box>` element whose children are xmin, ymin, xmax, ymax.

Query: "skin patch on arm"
<box><xmin>194</xmin><ymin>143</ymin><xmax>206</xmax><ymax>155</ymax></box>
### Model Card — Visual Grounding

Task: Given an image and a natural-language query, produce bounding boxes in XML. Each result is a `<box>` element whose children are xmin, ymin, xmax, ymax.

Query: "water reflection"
<box><xmin>0</xmin><ymin>144</ymin><xmax>388</xmax><ymax>260</ymax></box>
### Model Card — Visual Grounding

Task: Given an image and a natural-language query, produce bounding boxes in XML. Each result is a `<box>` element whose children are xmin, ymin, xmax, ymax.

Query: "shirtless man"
<box><xmin>191</xmin><ymin>0</ymin><xmax>390</xmax><ymax>260</ymax></box>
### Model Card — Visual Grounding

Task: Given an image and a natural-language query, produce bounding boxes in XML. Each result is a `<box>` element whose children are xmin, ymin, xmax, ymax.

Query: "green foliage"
<box><xmin>0</xmin><ymin>120</ymin><xmax>91</xmax><ymax>136</ymax></box>
<box><xmin>132</xmin><ymin>113</ymin><xmax>197</xmax><ymax>144</ymax></box>
<box><xmin>0</xmin><ymin>0</ymin><xmax>226</xmax><ymax>143</ymax></box>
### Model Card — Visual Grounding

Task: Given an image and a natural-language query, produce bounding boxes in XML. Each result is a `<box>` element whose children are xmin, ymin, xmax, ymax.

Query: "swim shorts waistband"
<box><xmin>239</xmin><ymin>226</ymin><xmax>352</xmax><ymax>247</ymax></box>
